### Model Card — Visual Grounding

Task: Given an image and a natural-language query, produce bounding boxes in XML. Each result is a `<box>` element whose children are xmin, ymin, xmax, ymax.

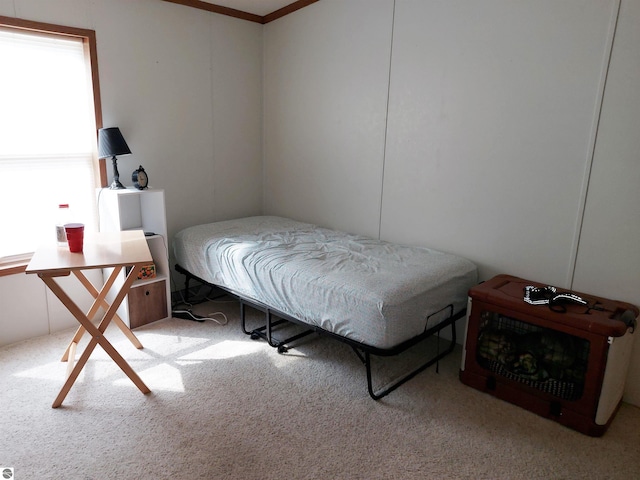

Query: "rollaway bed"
<box><xmin>173</xmin><ymin>216</ymin><xmax>478</xmax><ymax>399</ymax></box>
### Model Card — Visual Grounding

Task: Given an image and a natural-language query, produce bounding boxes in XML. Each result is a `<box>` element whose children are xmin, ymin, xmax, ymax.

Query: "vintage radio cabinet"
<box><xmin>460</xmin><ymin>274</ymin><xmax>638</xmax><ymax>436</ymax></box>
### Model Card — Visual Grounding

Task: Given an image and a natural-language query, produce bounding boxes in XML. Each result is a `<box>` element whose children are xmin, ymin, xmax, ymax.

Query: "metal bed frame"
<box><xmin>175</xmin><ymin>263</ymin><xmax>465</xmax><ymax>400</ymax></box>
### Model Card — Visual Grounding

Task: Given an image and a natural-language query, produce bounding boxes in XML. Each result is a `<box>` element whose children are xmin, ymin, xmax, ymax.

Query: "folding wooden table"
<box><xmin>26</xmin><ymin>230</ymin><xmax>153</xmax><ymax>408</ymax></box>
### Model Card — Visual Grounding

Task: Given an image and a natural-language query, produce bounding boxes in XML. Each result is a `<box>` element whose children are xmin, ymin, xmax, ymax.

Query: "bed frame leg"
<box><xmin>240</xmin><ymin>301</ymin><xmax>248</xmax><ymax>334</ymax></box>
<box><xmin>240</xmin><ymin>300</ymin><xmax>294</xmax><ymax>350</ymax></box>
<box><xmin>238</xmin><ymin>299</ymin><xmax>315</xmax><ymax>352</ymax></box>
<box><xmin>364</xmin><ymin>319</ymin><xmax>457</xmax><ymax>400</ymax></box>
<box><xmin>264</xmin><ymin>309</ymin><xmax>284</xmax><ymax>350</ymax></box>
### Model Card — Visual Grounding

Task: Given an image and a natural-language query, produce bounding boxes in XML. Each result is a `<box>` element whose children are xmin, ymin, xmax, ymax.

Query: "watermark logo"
<box><xmin>1</xmin><ymin>468</ymin><xmax>13</xmax><ymax>480</ymax></box>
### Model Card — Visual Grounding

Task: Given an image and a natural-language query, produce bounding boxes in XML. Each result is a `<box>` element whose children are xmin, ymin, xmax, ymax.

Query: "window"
<box><xmin>0</xmin><ymin>17</ymin><xmax>103</xmax><ymax>274</ymax></box>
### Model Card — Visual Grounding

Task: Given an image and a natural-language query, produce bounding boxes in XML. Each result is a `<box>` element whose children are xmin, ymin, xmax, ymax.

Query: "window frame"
<box><xmin>0</xmin><ymin>15</ymin><xmax>105</xmax><ymax>277</ymax></box>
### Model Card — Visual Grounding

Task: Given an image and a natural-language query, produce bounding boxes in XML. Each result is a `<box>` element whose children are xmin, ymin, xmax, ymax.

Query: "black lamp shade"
<box><xmin>98</xmin><ymin>127</ymin><xmax>132</xmax><ymax>158</ymax></box>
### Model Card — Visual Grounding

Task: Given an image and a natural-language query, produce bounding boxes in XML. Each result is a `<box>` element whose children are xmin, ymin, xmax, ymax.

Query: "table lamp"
<box><xmin>98</xmin><ymin>127</ymin><xmax>132</xmax><ymax>189</ymax></box>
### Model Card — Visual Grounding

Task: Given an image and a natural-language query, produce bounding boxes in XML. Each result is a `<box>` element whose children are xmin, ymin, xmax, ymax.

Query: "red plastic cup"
<box><xmin>64</xmin><ymin>223</ymin><xmax>85</xmax><ymax>253</ymax></box>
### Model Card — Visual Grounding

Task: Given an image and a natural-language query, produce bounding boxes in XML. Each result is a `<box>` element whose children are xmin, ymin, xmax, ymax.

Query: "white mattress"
<box><xmin>173</xmin><ymin>216</ymin><xmax>478</xmax><ymax>350</ymax></box>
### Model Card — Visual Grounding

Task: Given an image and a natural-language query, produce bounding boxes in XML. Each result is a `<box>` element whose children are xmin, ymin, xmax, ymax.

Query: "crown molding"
<box><xmin>263</xmin><ymin>0</ymin><xmax>319</xmax><ymax>23</ymax></box>
<box><xmin>162</xmin><ymin>0</ymin><xmax>319</xmax><ymax>24</ymax></box>
<box><xmin>162</xmin><ymin>0</ymin><xmax>263</xmax><ymax>23</ymax></box>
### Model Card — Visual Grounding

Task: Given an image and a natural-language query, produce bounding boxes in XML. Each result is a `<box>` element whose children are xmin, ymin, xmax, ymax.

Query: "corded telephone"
<box><xmin>524</xmin><ymin>285</ymin><xmax>588</xmax><ymax>312</ymax></box>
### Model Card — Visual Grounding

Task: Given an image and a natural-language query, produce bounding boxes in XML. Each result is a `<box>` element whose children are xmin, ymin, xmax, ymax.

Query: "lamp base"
<box><xmin>109</xmin><ymin>155</ymin><xmax>126</xmax><ymax>189</ymax></box>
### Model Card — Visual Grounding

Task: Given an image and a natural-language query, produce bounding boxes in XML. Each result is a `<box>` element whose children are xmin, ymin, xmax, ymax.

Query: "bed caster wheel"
<box><xmin>277</xmin><ymin>345</ymin><xmax>288</xmax><ymax>354</ymax></box>
<box><xmin>250</xmin><ymin>332</ymin><xmax>260</xmax><ymax>340</ymax></box>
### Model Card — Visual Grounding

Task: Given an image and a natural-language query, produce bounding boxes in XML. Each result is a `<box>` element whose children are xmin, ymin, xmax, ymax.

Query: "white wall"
<box><xmin>263</xmin><ymin>0</ymin><xmax>640</xmax><ymax>405</ymax></box>
<box><xmin>571</xmin><ymin>0</ymin><xmax>640</xmax><ymax>403</ymax></box>
<box><xmin>0</xmin><ymin>272</ymin><xmax>104</xmax><ymax>345</ymax></box>
<box><xmin>263</xmin><ymin>0</ymin><xmax>393</xmax><ymax>237</ymax></box>
<box><xmin>382</xmin><ymin>0</ymin><xmax>616</xmax><ymax>286</ymax></box>
<box><xmin>0</xmin><ymin>0</ymin><xmax>263</xmax><ymax>345</ymax></box>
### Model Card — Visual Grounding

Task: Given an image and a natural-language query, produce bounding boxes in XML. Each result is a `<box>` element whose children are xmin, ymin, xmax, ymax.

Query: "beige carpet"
<box><xmin>1</xmin><ymin>296</ymin><xmax>639</xmax><ymax>480</ymax></box>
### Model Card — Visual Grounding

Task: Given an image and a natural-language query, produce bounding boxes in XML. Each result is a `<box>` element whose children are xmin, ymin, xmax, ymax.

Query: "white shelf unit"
<box><xmin>97</xmin><ymin>187</ymin><xmax>171</xmax><ymax>328</ymax></box>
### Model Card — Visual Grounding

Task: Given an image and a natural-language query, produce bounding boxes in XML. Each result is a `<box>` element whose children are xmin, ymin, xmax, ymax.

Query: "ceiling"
<box><xmin>199</xmin><ymin>0</ymin><xmax>299</xmax><ymax>17</ymax></box>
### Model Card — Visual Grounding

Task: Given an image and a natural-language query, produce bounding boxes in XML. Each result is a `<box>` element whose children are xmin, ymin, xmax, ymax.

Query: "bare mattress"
<box><xmin>173</xmin><ymin>216</ymin><xmax>478</xmax><ymax>350</ymax></box>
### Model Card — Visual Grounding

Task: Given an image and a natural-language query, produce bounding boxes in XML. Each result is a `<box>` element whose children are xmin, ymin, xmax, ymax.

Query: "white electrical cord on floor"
<box><xmin>172</xmin><ymin>308</ymin><xmax>229</xmax><ymax>325</ymax></box>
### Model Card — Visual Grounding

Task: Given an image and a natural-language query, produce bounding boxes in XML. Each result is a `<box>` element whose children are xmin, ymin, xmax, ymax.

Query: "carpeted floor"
<box><xmin>1</xmin><ymin>296</ymin><xmax>639</xmax><ymax>479</ymax></box>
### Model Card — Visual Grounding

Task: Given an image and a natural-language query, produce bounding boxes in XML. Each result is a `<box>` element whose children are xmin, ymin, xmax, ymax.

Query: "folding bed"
<box><xmin>173</xmin><ymin>216</ymin><xmax>478</xmax><ymax>399</ymax></box>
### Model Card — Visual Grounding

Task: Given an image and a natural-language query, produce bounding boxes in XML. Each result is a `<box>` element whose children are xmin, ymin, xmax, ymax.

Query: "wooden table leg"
<box><xmin>61</xmin><ymin>268</ymin><xmax>144</xmax><ymax>362</ymax></box>
<box><xmin>41</xmin><ymin>269</ymin><xmax>151</xmax><ymax>408</ymax></box>
<box><xmin>53</xmin><ymin>324</ymin><xmax>150</xmax><ymax>408</ymax></box>
<box><xmin>60</xmin><ymin>267</ymin><xmax>120</xmax><ymax>362</ymax></box>
<box><xmin>65</xmin><ymin>341</ymin><xmax>78</xmax><ymax>379</ymax></box>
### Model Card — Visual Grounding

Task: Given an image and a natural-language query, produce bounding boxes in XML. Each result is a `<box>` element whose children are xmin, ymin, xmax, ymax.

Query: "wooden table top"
<box><xmin>25</xmin><ymin>230</ymin><xmax>152</xmax><ymax>275</ymax></box>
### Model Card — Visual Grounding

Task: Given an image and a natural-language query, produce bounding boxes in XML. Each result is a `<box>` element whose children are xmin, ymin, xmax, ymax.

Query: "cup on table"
<box><xmin>64</xmin><ymin>223</ymin><xmax>85</xmax><ymax>253</ymax></box>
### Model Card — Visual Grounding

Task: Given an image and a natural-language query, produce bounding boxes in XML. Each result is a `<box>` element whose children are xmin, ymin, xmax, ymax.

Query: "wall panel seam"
<box><xmin>568</xmin><ymin>0</ymin><xmax>621</xmax><ymax>289</ymax></box>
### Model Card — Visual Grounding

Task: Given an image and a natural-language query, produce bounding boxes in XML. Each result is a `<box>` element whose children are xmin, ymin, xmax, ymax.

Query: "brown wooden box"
<box><xmin>128</xmin><ymin>280</ymin><xmax>168</xmax><ymax>329</ymax></box>
<box><xmin>460</xmin><ymin>274</ymin><xmax>638</xmax><ymax>436</ymax></box>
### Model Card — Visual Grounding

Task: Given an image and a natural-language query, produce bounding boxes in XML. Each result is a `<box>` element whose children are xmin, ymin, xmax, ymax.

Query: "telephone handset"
<box><xmin>524</xmin><ymin>285</ymin><xmax>588</xmax><ymax>313</ymax></box>
<box><xmin>523</xmin><ymin>285</ymin><xmax>556</xmax><ymax>305</ymax></box>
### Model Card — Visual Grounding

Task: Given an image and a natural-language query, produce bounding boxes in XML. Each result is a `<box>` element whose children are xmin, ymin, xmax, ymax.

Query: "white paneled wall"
<box><xmin>0</xmin><ymin>271</ymin><xmax>104</xmax><ymax>346</ymax></box>
<box><xmin>382</xmin><ymin>0</ymin><xmax>617</xmax><ymax>287</ymax></box>
<box><xmin>571</xmin><ymin>0</ymin><xmax>640</xmax><ymax>403</ymax></box>
<box><xmin>263</xmin><ymin>0</ymin><xmax>640</xmax><ymax>405</ymax></box>
<box><xmin>263</xmin><ymin>0</ymin><xmax>394</xmax><ymax>238</ymax></box>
